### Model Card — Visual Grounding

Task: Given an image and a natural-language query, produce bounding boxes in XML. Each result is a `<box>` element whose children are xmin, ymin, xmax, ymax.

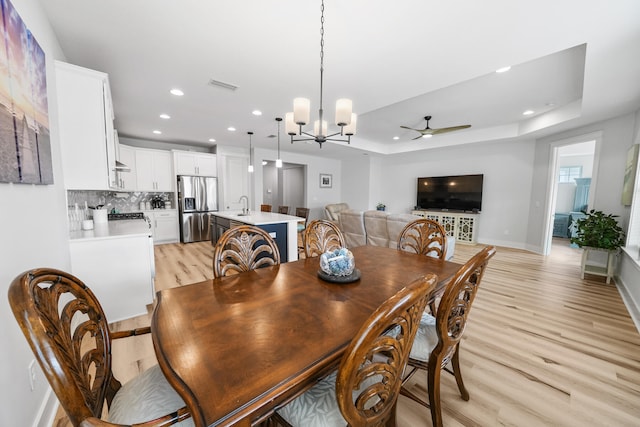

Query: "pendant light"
<box><xmin>275</xmin><ymin>117</ymin><xmax>283</xmax><ymax>168</ymax></box>
<box><xmin>247</xmin><ymin>131</ymin><xmax>254</xmax><ymax>173</ymax></box>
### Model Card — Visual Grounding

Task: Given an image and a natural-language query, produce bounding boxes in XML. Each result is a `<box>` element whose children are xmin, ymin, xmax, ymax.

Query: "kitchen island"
<box><xmin>211</xmin><ymin>211</ymin><xmax>304</xmax><ymax>262</ymax></box>
<box><xmin>69</xmin><ymin>219</ymin><xmax>155</xmax><ymax>322</ymax></box>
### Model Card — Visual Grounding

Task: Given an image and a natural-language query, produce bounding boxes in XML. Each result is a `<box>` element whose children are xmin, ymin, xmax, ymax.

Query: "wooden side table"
<box><xmin>580</xmin><ymin>247</ymin><xmax>617</xmax><ymax>284</ymax></box>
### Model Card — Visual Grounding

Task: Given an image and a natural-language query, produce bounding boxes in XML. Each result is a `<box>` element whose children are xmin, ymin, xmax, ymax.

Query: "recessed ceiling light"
<box><xmin>262</xmin><ymin>161</ymin><xmax>268</xmax><ymax>166</ymax></box>
<box><xmin>422</xmin><ymin>134</ymin><xmax>433</xmax><ymax>139</ymax></box>
<box><xmin>159</xmin><ymin>114</ymin><xmax>171</xmax><ymax>119</ymax></box>
<box><xmin>496</xmin><ymin>66</ymin><xmax>511</xmax><ymax>73</ymax></box>
<box><xmin>393</xmin><ymin>136</ymin><xmax>399</xmax><ymax>140</ymax></box>
<box><xmin>252</xmin><ymin>110</ymin><xmax>262</xmax><ymax>116</ymax></box>
<box><xmin>208</xmin><ymin>138</ymin><xmax>216</xmax><ymax>143</ymax></box>
<box><xmin>170</xmin><ymin>88</ymin><xmax>184</xmax><ymax>96</ymax></box>
<box><xmin>227</xmin><ymin>127</ymin><xmax>236</xmax><ymax>132</ymax></box>
<box><xmin>523</xmin><ymin>110</ymin><xmax>534</xmax><ymax>116</ymax></box>
<box><xmin>153</xmin><ymin>130</ymin><xmax>162</xmax><ymax>134</ymax></box>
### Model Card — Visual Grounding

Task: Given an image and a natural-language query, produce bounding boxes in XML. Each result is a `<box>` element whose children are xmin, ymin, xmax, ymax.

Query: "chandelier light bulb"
<box><xmin>276</xmin><ymin>158</ymin><xmax>283</xmax><ymax>168</ymax></box>
<box><xmin>335</xmin><ymin>99</ymin><xmax>353</xmax><ymax>126</ymax></box>
<box><xmin>293</xmin><ymin>98</ymin><xmax>310</xmax><ymax>125</ymax></box>
<box><xmin>343</xmin><ymin>113</ymin><xmax>357</xmax><ymax>136</ymax></box>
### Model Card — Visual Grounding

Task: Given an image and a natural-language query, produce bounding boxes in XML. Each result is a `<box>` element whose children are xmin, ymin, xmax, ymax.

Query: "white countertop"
<box><xmin>69</xmin><ymin>219</ymin><xmax>152</xmax><ymax>241</ymax></box>
<box><xmin>212</xmin><ymin>210</ymin><xmax>303</xmax><ymax>225</ymax></box>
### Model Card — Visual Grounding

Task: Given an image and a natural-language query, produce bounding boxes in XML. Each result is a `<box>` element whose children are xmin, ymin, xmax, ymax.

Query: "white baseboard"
<box><xmin>616</xmin><ymin>274</ymin><xmax>640</xmax><ymax>334</ymax></box>
<box><xmin>33</xmin><ymin>387</ymin><xmax>58</xmax><ymax>427</ymax></box>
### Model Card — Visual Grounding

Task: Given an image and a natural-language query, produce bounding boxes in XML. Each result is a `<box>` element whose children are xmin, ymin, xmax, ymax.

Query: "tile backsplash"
<box><xmin>67</xmin><ymin>190</ymin><xmax>175</xmax><ymax>213</ymax></box>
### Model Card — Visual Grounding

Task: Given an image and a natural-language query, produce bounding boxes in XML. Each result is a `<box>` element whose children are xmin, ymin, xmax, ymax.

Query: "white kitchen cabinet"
<box><xmin>69</xmin><ymin>234</ymin><xmax>154</xmax><ymax>322</ymax></box>
<box><xmin>55</xmin><ymin>61</ymin><xmax>119</xmax><ymax>190</ymax></box>
<box><xmin>174</xmin><ymin>151</ymin><xmax>217</xmax><ymax>176</ymax></box>
<box><xmin>135</xmin><ymin>148</ymin><xmax>173</xmax><ymax>191</ymax></box>
<box><xmin>117</xmin><ymin>144</ymin><xmax>137</xmax><ymax>190</ymax></box>
<box><xmin>146</xmin><ymin>209</ymin><xmax>179</xmax><ymax>244</ymax></box>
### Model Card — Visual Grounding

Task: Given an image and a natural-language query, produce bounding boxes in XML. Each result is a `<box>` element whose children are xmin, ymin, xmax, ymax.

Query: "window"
<box><xmin>558</xmin><ymin>166</ymin><xmax>582</xmax><ymax>183</ymax></box>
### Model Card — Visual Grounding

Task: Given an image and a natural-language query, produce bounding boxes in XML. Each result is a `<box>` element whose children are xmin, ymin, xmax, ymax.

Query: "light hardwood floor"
<box><xmin>54</xmin><ymin>240</ymin><xmax>640</xmax><ymax>426</ymax></box>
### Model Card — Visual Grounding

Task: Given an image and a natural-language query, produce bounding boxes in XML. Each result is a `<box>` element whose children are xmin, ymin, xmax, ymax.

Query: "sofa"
<box><xmin>324</xmin><ymin>203</ymin><xmax>350</xmax><ymax>223</ymax></box>
<box><xmin>334</xmin><ymin>209</ymin><xmax>455</xmax><ymax>260</ymax></box>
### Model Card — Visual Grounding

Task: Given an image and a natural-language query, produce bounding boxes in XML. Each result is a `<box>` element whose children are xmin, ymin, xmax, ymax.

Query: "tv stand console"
<box><xmin>411</xmin><ymin>210</ymin><xmax>479</xmax><ymax>244</ymax></box>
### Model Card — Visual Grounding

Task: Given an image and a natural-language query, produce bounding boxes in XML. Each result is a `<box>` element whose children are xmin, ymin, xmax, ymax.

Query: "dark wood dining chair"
<box><xmin>278</xmin><ymin>205</ymin><xmax>290</xmax><ymax>214</ymax></box>
<box><xmin>8</xmin><ymin>268</ymin><xmax>193</xmax><ymax>427</ymax></box>
<box><xmin>401</xmin><ymin>245</ymin><xmax>497</xmax><ymax>427</ymax></box>
<box><xmin>261</xmin><ymin>204</ymin><xmax>272</xmax><ymax>212</ymax></box>
<box><xmin>303</xmin><ymin>219</ymin><xmax>346</xmax><ymax>257</ymax></box>
<box><xmin>275</xmin><ymin>273</ymin><xmax>437</xmax><ymax>426</ymax></box>
<box><xmin>295</xmin><ymin>207</ymin><xmax>311</xmax><ymax>253</ymax></box>
<box><xmin>398</xmin><ymin>218</ymin><xmax>448</xmax><ymax>314</ymax></box>
<box><xmin>212</xmin><ymin>225</ymin><xmax>281</xmax><ymax>278</ymax></box>
<box><xmin>397</xmin><ymin>218</ymin><xmax>447</xmax><ymax>259</ymax></box>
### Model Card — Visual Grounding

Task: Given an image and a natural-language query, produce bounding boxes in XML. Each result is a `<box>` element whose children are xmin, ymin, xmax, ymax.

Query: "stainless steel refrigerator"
<box><xmin>177</xmin><ymin>175</ymin><xmax>218</xmax><ymax>243</ymax></box>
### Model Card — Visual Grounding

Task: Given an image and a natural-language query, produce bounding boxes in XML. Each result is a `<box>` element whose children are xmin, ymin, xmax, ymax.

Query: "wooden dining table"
<box><xmin>151</xmin><ymin>245</ymin><xmax>462</xmax><ymax>427</ymax></box>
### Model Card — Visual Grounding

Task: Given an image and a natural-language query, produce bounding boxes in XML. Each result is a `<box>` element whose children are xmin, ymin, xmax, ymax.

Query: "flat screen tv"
<box><xmin>417</xmin><ymin>174</ymin><xmax>484</xmax><ymax>212</ymax></box>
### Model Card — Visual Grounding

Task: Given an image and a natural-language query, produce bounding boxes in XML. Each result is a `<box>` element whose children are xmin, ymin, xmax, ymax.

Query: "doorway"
<box><xmin>544</xmin><ymin>134</ymin><xmax>599</xmax><ymax>255</ymax></box>
<box><xmin>262</xmin><ymin>161</ymin><xmax>306</xmax><ymax>212</ymax></box>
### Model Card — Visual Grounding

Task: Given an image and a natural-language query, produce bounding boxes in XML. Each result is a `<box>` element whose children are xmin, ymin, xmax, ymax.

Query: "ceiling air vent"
<box><xmin>208</xmin><ymin>78</ymin><xmax>238</xmax><ymax>91</ymax></box>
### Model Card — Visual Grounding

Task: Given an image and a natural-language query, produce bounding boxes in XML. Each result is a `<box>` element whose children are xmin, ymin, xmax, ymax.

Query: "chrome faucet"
<box><xmin>239</xmin><ymin>195</ymin><xmax>249</xmax><ymax>215</ymax></box>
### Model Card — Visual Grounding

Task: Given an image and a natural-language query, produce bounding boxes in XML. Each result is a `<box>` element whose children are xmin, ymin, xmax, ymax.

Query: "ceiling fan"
<box><xmin>401</xmin><ymin>115</ymin><xmax>471</xmax><ymax>140</ymax></box>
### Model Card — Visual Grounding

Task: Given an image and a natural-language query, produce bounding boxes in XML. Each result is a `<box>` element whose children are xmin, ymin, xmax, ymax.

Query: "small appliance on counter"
<box><xmin>151</xmin><ymin>195</ymin><xmax>166</xmax><ymax>209</ymax></box>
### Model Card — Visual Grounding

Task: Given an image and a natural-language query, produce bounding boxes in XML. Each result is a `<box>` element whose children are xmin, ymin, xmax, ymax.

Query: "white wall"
<box><xmin>528</xmin><ymin>113</ymin><xmax>636</xmax><ymax>252</ymax></box>
<box><xmin>253</xmin><ymin>147</ymin><xmax>341</xmax><ymax>221</ymax></box>
<box><xmin>0</xmin><ymin>1</ymin><xmax>68</xmax><ymax>426</ymax></box>
<box><xmin>372</xmin><ymin>139</ymin><xmax>536</xmax><ymax>249</ymax></box>
<box><xmin>341</xmin><ymin>155</ymin><xmax>371</xmax><ymax>211</ymax></box>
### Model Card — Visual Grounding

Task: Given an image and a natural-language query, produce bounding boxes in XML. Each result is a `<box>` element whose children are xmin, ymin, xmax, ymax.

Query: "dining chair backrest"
<box><xmin>213</xmin><ymin>225</ymin><xmax>281</xmax><ymax>278</ymax></box>
<box><xmin>278</xmin><ymin>206</ymin><xmax>289</xmax><ymax>214</ymax></box>
<box><xmin>336</xmin><ymin>273</ymin><xmax>437</xmax><ymax>426</ymax></box>
<box><xmin>397</xmin><ymin>218</ymin><xmax>447</xmax><ymax>260</ymax></box>
<box><xmin>261</xmin><ymin>204</ymin><xmax>272</xmax><ymax>212</ymax></box>
<box><xmin>402</xmin><ymin>245</ymin><xmax>496</xmax><ymax>427</ymax></box>
<box><xmin>303</xmin><ymin>219</ymin><xmax>346</xmax><ymax>257</ymax></box>
<box><xmin>7</xmin><ymin>268</ymin><xmax>192</xmax><ymax>427</ymax></box>
<box><xmin>295</xmin><ymin>207</ymin><xmax>310</xmax><ymax>223</ymax></box>
<box><xmin>434</xmin><ymin>245</ymin><xmax>495</xmax><ymax>363</ymax></box>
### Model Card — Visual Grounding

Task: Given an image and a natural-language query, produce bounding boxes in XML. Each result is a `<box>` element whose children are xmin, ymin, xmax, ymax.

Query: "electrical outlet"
<box><xmin>28</xmin><ymin>359</ymin><xmax>36</xmax><ymax>391</ymax></box>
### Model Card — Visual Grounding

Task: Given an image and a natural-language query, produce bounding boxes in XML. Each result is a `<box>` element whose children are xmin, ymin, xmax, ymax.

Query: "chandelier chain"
<box><xmin>320</xmin><ymin>1</ymin><xmax>325</xmax><ymax>70</ymax></box>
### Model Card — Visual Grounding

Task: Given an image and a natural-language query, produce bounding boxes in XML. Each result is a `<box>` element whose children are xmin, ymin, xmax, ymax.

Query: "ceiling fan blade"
<box><xmin>430</xmin><ymin>125</ymin><xmax>471</xmax><ymax>135</ymax></box>
<box><xmin>412</xmin><ymin>134</ymin><xmax>425</xmax><ymax>140</ymax></box>
<box><xmin>400</xmin><ymin>125</ymin><xmax>424</xmax><ymax>132</ymax></box>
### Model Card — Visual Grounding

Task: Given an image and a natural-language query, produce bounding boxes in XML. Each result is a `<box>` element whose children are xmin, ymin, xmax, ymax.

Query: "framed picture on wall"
<box><xmin>622</xmin><ymin>144</ymin><xmax>639</xmax><ymax>206</ymax></box>
<box><xmin>320</xmin><ymin>173</ymin><xmax>332</xmax><ymax>188</ymax></box>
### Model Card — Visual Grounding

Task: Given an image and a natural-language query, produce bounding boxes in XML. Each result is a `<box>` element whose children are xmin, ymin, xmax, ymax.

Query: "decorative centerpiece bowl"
<box><xmin>318</xmin><ymin>248</ymin><xmax>360</xmax><ymax>283</ymax></box>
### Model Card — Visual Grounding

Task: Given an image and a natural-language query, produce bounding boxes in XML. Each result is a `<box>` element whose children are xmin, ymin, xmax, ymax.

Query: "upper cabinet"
<box><xmin>118</xmin><ymin>143</ymin><xmax>137</xmax><ymax>191</ymax></box>
<box><xmin>55</xmin><ymin>61</ymin><xmax>119</xmax><ymax>190</ymax></box>
<box><xmin>174</xmin><ymin>151</ymin><xmax>217</xmax><ymax>176</ymax></box>
<box><xmin>135</xmin><ymin>148</ymin><xmax>173</xmax><ymax>192</ymax></box>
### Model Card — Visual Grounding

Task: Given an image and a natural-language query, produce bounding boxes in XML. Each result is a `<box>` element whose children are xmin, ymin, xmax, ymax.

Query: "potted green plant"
<box><xmin>570</xmin><ymin>209</ymin><xmax>625</xmax><ymax>250</ymax></box>
<box><xmin>376</xmin><ymin>203</ymin><xmax>386</xmax><ymax>211</ymax></box>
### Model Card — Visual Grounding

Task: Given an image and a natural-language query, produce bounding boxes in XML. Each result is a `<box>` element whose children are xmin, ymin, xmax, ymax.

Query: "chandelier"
<box><xmin>285</xmin><ymin>0</ymin><xmax>357</xmax><ymax>148</ymax></box>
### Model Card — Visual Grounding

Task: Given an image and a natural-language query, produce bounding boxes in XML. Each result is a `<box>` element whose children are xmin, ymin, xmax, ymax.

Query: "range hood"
<box><xmin>115</xmin><ymin>160</ymin><xmax>131</xmax><ymax>172</ymax></box>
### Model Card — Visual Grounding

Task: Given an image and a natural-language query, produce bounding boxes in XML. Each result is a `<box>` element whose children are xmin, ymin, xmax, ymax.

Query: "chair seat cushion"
<box><xmin>277</xmin><ymin>371</ymin><xmax>346</xmax><ymax>427</ymax></box>
<box><xmin>277</xmin><ymin>367</ymin><xmax>383</xmax><ymax>426</ymax></box>
<box><xmin>408</xmin><ymin>312</ymin><xmax>439</xmax><ymax>362</ymax></box>
<box><xmin>109</xmin><ymin>364</ymin><xmax>194</xmax><ymax>426</ymax></box>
